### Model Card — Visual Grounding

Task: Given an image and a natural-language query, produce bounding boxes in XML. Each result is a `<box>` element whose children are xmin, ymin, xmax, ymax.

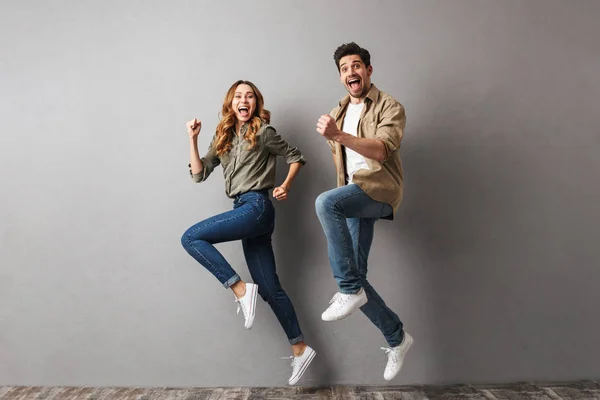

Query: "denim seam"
<box><xmin>183</xmin><ymin>208</ymin><xmax>255</xmax><ymax>285</ymax></box>
<box><xmin>354</xmin><ymin>219</ymin><xmax>365</xmax><ymax>279</ymax></box>
<box><xmin>184</xmin><ymin>238</ymin><xmax>230</xmax><ymax>284</ymax></box>
<box><xmin>255</xmin><ymin>198</ymin><xmax>266</xmax><ymax>221</ymax></box>
<box><xmin>329</xmin><ymin>190</ymin><xmax>365</xmax><ymax>293</ymax></box>
<box><xmin>251</xmin><ymin>241</ymin><xmax>298</xmax><ymax>337</ymax></box>
<box><xmin>191</xmin><ymin>207</ymin><xmax>255</xmax><ymax>231</ymax></box>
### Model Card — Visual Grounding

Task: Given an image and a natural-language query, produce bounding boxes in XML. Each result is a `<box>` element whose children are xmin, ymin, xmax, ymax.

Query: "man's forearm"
<box><xmin>334</xmin><ymin>132</ymin><xmax>386</xmax><ymax>162</ymax></box>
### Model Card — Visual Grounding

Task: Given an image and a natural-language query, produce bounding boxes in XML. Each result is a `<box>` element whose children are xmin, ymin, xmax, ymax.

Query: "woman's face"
<box><xmin>231</xmin><ymin>84</ymin><xmax>257</xmax><ymax>124</ymax></box>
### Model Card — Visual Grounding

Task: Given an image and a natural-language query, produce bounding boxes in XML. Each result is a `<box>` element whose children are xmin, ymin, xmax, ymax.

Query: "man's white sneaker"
<box><xmin>321</xmin><ymin>289</ymin><xmax>368</xmax><ymax>321</ymax></box>
<box><xmin>285</xmin><ymin>345</ymin><xmax>316</xmax><ymax>385</ymax></box>
<box><xmin>382</xmin><ymin>332</ymin><xmax>413</xmax><ymax>381</ymax></box>
<box><xmin>234</xmin><ymin>282</ymin><xmax>258</xmax><ymax>329</ymax></box>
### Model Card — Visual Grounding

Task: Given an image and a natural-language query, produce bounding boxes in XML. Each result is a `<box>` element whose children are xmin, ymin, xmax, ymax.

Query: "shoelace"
<box><xmin>281</xmin><ymin>355</ymin><xmax>296</xmax><ymax>369</ymax></box>
<box><xmin>328</xmin><ymin>292</ymin><xmax>340</xmax><ymax>304</ymax></box>
<box><xmin>329</xmin><ymin>292</ymin><xmax>350</xmax><ymax>306</ymax></box>
<box><xmin>235</xmin><ymin>298</ymin><xmax>247</xmax><ymax>317</ymax></box>
<box><xmin>381</xmin><ymin>347</ymin><xmax>398</xmax><ymax>363</ymax></box>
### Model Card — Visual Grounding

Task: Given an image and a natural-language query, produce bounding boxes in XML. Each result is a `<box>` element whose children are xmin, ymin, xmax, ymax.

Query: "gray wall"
<box><xmin>1</xmin><ymin>0</ymin><xmax>599</xmax><ymax>387</ymax></box>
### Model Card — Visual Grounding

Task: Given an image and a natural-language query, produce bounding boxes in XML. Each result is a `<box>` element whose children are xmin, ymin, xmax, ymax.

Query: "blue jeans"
<box><xmin>315</xmin><ymin>184</ymin><xmax>404</xmax><ymax>347</ymax></box>
<box><xmin>181</xmin><ymin>190</ymin><xmax>304</xmax><ymax>345</ymax></box>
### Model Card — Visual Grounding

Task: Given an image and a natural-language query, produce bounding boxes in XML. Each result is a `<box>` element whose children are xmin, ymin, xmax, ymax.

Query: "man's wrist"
<box><xmin>332</xmin><ymin>130</ymin><xmax>347</xmax><ymax>143</ymax></box>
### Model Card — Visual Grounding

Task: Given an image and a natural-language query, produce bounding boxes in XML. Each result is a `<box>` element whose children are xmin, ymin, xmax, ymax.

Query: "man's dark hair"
<box><xmin>333</xmin><ymin>42</ymin><xmax>371</xmax><ymax>71</ymax></box>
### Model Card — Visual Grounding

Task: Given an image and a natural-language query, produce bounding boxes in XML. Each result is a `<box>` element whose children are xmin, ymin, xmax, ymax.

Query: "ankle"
<box><xmin>231</xmin><ymin>281</ymin><xmax>246</xmax><ymax>298</ymax></box>
<box><xmin>292</xmin><ymin>342</ymin><xmax>307</xmax><ymax>357</ymax></box>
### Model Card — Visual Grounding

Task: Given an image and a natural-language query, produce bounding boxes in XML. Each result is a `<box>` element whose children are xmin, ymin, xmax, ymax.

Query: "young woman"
<box><xmin>181</xmin><ymin>80</ymin><xmax>315</xmax><ymax>385</ymax></box>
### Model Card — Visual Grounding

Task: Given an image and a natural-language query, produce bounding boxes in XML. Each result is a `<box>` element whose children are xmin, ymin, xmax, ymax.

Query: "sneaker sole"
<box><xmin>289</xmin><ymin>348</ymin><xmax>316</xmax><ymax>386</ymax></box>
<box><xmin>245</xmin><ymin>284</ymin><xmax>258</xmax><ymax>330</ymax></box>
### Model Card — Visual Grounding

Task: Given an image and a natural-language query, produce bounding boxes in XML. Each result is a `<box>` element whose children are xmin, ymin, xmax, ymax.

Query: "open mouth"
<box><xmin>238</xmin><ymin>106</ymin><xmax>250</xmax><ymax>117</ymax></box>
<box><xmin>348</xmin><ymin>78</ymin><xmax>361</xmax><ymax>91</ymax></box>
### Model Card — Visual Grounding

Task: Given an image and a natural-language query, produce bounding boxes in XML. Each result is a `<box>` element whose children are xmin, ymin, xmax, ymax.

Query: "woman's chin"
<box><xmin>235</xmin><ymin>114</ymin><xmax>252</xmax><ymax>123</ymax></box>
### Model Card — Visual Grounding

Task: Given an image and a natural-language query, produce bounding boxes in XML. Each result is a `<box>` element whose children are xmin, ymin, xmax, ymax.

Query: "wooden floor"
<box><xmin>1</xmin><ymin>381</ymin><xmax>599</xmax><ymax>400</ymax></box>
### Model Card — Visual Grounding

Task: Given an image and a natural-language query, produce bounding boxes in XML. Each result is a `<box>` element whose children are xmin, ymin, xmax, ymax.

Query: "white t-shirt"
<box><xmin>342</xmin><ymin>102</ymin><xmax>369</xmax><ymax>183</ymax></box>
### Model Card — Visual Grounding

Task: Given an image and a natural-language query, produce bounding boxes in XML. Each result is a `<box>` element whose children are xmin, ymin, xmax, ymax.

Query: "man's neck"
<box><xmin>349</xmin><ymin>84</ymin><xmax>371</xmax><ymax>104</ymax></box>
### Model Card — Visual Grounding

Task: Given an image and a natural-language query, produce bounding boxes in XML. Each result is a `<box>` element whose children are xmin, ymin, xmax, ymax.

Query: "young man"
<box><xmin>315</xmin><ymin>42</ymin><xmax>413</xmax><ymax>381</ymax></box>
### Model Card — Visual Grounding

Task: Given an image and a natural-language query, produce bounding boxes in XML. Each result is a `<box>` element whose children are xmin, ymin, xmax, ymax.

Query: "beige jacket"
<box><xmin>329</xmin><ymin>84</ymin><xmax>406</xmax><ymax>218</ymax></box>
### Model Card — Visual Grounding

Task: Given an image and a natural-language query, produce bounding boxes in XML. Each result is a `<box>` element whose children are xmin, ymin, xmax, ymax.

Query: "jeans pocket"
<box><xmin>255</xmin><ymin>196</ymin><xmax>275</xmax><ymax>228</ymax></box>
<box><xmin>256</xmin><ymin>195</ymin><xmax>270</xmax><ymax>220</ymax></box>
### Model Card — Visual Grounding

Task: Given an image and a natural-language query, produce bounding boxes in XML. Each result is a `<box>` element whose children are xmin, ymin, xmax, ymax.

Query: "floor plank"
<box><xmin>1</xmin><ymin>381</ymin><xmax>599</xmax><ymax>400</ymax></box>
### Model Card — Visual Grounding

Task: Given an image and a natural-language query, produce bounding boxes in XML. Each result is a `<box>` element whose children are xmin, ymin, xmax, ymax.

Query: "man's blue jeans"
<box><xmin>181</xmin><ymin>190</ymin><xmax>304</xmax><ymax>345</ymax></box>
<box><xmin>315</xmin><ymin>184</ymin><xmax>404</xmax><ymax>347</ymax></box>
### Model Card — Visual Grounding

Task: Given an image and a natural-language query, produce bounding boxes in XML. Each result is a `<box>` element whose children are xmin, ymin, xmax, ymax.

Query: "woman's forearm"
<box><xmin>189</xmin><ymin>137</ymin><xmax>203</xmax><ymax>175</ymax></box>
<box><xmin>280</xmin><ymin>162</ymin><xmax>303</xmax><ymax>189</ymax></box>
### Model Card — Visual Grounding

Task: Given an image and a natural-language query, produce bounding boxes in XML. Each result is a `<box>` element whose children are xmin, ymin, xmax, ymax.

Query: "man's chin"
<box><xmin>347</xmin><ymin>87</ymin><xmax>365</xmax><ymax>98</ymax></box>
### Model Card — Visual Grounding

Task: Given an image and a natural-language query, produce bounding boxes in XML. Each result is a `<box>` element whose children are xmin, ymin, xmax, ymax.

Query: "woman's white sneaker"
<box><xmin>234</xmin><ymin>282</ymin><xmax>258</xmax><ymax>329</ymax></box>
<box><xmin>286</xmin><ymin>346</ymin><xmax>316</xmax><ymax>385</ymax></box>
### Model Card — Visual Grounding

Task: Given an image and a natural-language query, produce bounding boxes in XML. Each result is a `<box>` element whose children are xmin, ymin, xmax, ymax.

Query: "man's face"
<box><xmin>339</xmin><ymin>54</ymin><xmax>372</xmax><ymax>100</ymax></box>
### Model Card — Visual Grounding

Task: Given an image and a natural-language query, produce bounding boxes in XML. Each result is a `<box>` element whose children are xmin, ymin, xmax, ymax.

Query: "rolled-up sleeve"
<box><xmin>189</xmin><ymin>138</ymin><xmax>220</xmax><ymax>182</ymax></box>
<box><xmin>263</xmin><ymin>126</ymin><xmax>306</xmax><ymax>165</ymax></box>
<box><xmin>375</xmin><ymin>100</ymin><xmax>405</xmax><ymax>162</ymax></box>
<box><xmin>327</xmin><ymin>108</ymin><xmax>338</xmax><ymax>153</ymax></box>
<box><xmin>327</xmin><ymin>139</ymin><xmax>337</xmax><ymax>154</ymax></box>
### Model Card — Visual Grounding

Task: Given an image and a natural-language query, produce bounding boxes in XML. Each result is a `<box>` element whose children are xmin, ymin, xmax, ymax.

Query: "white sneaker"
<box><xmin>321</xmin><ymin>289</ymin><xmax>368</xmax><ymax>321</ymax></box>
<box><xmin>285</xmin><ymin>345</ymin><xmax>316</xmax><ymax>385</ymax></box>
<box><xmin>382</xmin><ymin>332</ymin><xmax>413</xmax><ymax>381</ymax></box>
<box><xmin>234</xmin><ymin>282</ymin><xmax>258</xmax><ymax>329</ymax></box>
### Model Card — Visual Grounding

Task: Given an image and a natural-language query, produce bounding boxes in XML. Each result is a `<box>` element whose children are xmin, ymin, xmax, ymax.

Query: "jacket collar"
<box><xmin>333</xmin><ymin>84</ymin><xmax>380</xmax><ymax>120</ymax></box>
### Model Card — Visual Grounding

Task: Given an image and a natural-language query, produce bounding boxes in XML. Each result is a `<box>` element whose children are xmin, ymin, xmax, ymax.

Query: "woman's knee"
<box><xmin>180</xmin><ymin>230</ymin><xmax>191</xmax><ymax>249</ymax></box>
<box><xmin>181</xmin><ymin>227</ymin><xmax>209</xmax><ymax>253</ymax></box>
<box><xmin>181</xmin><ymin>223</ymin><xmax>210</xmax><ymax>247</ymax></box>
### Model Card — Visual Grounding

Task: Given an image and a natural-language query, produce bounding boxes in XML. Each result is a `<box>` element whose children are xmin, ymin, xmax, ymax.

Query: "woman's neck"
<box><xmin>235</xmin><ymin>120</ymin><xmax>244</xmax><ymax>136</ymax></box>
